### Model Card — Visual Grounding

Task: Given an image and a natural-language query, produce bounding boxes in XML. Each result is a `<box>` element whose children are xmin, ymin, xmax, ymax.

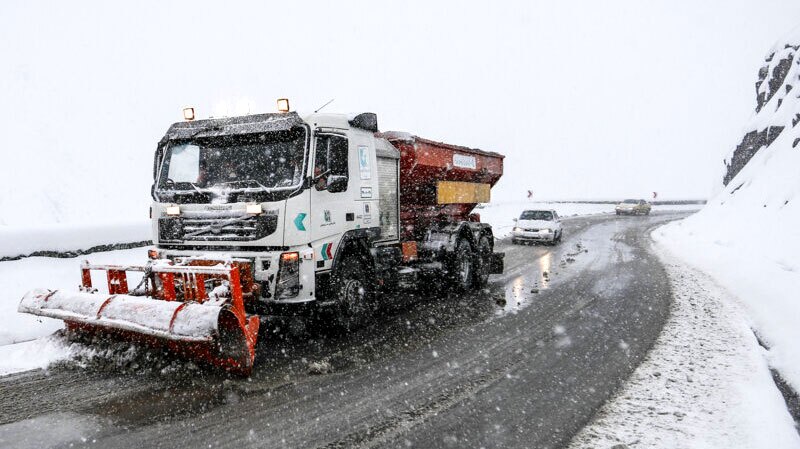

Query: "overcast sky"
<box><xmin>2</xmin><ymin>1</ymin><xmax>800</xmax><ymax>223</ymax></box>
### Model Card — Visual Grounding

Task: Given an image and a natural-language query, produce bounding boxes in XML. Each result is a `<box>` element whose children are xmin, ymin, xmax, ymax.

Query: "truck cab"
<box><xmin>151</xmin><ymin>109</ymin><xmax>503</xmax><ymax>324</ymax></box>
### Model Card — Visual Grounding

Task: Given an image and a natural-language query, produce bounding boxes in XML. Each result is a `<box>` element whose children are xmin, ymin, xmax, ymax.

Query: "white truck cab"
<box><xmin>151</xmin><ymin>109</ymin><xmax>503</xmax><ymax>327</ymax></box>
<box><xmin>152</xmin><ymin>112</ymin><xmax>399</xmax><ymax>309</ymax></box>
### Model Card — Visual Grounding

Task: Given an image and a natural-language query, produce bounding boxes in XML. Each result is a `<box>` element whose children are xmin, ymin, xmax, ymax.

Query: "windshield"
<box><xmin>156</xmin><ymin>127</ymin><xmax>307</xmax><ymax>201</ymax></box>
<box><xmin>520</xmin><ymin>210</ymin><xmax>553</xmax><ymax>221</ymax></box>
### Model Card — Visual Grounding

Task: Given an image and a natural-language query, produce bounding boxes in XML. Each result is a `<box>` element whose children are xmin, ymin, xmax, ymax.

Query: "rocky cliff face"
<box><xmin>723</xmin><ymin>32</ymin><xmax>800</xmax><ymax>186</ymax></box>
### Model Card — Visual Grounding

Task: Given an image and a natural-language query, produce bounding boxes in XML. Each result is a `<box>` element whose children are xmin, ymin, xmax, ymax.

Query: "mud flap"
<box><xmin>490</xmin><ymin>252</ymin><xmax>505</xmax><ymax>274</ymax></box>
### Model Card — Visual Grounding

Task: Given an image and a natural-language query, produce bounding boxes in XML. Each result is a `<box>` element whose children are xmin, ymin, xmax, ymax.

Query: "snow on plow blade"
<box><xmin>19</xmin><ymin>290</ymin><xmax>222</xmax><ymax>342</ymax></box>
<box><xmin>18</xmin><ymin>261</ymin><xmax>260</xmax><ymax>375</ymax></box>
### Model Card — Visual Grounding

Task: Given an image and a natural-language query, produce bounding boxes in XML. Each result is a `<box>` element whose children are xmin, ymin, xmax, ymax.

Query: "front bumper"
<box><xmin>512</xmin><ymin>230</ymin><xmax>556</xmax><ymax>241</ymax></box>
<box><xmin>157</xmin><ymin>247</ymin><xmax>317</xmax><ymax>306</ymax></box>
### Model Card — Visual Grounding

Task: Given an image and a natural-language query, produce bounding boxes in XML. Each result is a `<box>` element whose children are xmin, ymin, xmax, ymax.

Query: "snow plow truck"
<box><xmin>19</xmin><ymin>101</ymin><xmax>505</xmax><ymax>375</ymax></box>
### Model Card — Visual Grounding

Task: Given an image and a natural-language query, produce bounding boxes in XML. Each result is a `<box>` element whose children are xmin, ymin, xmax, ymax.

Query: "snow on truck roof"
<box><xmin>160</xmin><ymin>112</ymin><xmax>375</xmax><ymax>143</ymax></box>
<box><xmin>157</xmin><ymin>111</ymin><xmax>499</xmax><ymax>159</ymax></box>
<box><xmin>159</xmin><ymin>112</ymin><xmax>305</xmax><ymax>144</ymax></box>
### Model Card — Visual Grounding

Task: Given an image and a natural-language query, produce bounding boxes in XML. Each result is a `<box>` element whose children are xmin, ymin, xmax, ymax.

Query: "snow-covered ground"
<box><xmin>655</xmin><ymin>215</ymin><xmax>800</xmax><ymax>394</ymax></box>
<box><xmin>0</xmin><ymin>248</ymin><xmax>147</xmax><ymax>374</ymax></box>
<box><xmin>653</xmin><ymin>27</ymin><xmax>800</xmax><ymax>394</ymax></box>
<box><xmin>568</xmin><ymin>245</ymin><xmax>800</xmax><ymax>449</ymax></box>
<box><xmin>572</xmin><ymin>27</ymin><xmax>800</xmax><ymax>447</ymax></box>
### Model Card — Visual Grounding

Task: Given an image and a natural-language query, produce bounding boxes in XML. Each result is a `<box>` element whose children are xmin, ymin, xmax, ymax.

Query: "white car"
<box><xmin>615</xmin><ymin>199</ymin><xmax>652</xmax><ymax>216</ymax></box>
<box><xmin>511</xmin><ymin>209</ymin><xmax>563</xmax><ymax>245</ymax></box>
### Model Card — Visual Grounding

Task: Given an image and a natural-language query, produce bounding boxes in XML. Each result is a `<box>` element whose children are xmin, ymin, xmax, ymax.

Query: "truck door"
<box><xmin>310</xmin><ymin>132</ymin><xmax>352</xmax><ymax>270</ymax></box>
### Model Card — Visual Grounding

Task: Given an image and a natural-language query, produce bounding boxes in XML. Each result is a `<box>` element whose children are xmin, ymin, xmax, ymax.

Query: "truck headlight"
<box><xmin>246</xmin><ymin>203</ymin><xmax>263</xmax><ymax>215</ymax></box>
<box><xmin>165</xmin><ymin>205</ymin><xmax>181</xmax><ymax>216</ymax></box>
<box><xmin>275</xmin><ymin>252</ymin><xmax>300</xmax><ymax>299</ymax></box>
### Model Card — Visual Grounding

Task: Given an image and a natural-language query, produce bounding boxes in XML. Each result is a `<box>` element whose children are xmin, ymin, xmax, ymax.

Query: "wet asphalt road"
<box><xmin>0</xmin><ymin>212</ymin><xmax>684</xmax><ymax>449</ymax></box>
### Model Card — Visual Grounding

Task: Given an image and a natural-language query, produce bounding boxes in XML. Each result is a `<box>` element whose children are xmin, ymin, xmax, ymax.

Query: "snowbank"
<box><xmin>0</xmin><ymin>337</ymin><xmax>85</xmax><ymax>376</ymax></box>
<box><xmin>655</xmin><ymin>26</ymin><xmax>800</xmax><ymax>392</ymax></box>
<box><xmin>568</xmin><ymin>249</ymin><xmax>800</xmax><ymax>449</ymax></box>
<box><xmin>0</xmin><ymin>247</ymin><xmax>148</xmax><ymax>346</ymax></box>
<box><xmin>0</xmin><ymin>220</ymin><xmax>150</xmax><ymax>260</ymax></box>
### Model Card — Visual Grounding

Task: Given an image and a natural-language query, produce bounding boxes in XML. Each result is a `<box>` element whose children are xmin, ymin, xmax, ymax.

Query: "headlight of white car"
<box><xmin>540</xmin><ymin>228</ymin><xmax>551</xmax><ymax>233</ymax></box>
<box><xmin>513</xmin><ymin>227</ymin><xmax>522</xmax><ymax>232</ymax></box>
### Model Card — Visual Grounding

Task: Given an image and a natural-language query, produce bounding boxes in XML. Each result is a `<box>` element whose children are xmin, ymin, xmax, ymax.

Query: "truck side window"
<box><xmin>314</xmin><ymin>134</ymin><xmax>349</xmax><ymax>192</ymax></box>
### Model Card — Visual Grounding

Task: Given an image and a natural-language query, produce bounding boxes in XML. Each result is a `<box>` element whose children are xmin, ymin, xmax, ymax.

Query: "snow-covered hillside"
<box><xmin>656</xmin><ymin>26</ymin><xmax>800</xmax><ymax>391</ymax></box>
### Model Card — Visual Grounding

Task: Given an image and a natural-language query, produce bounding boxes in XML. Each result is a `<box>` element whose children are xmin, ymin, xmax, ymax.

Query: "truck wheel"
<box><xmin>474</xmin><ymin>236</ymin><xmax>492</xmax><ymax>288</ymax></box>
<box><xmin>332</xmin><ymin>256</ymin><xmax>370</xmax><ymax>331</ymax></box>
<box><xmin>448</xmin><ymin>238</ymin><xmax>474</xmax><ymax>291</ymax></box>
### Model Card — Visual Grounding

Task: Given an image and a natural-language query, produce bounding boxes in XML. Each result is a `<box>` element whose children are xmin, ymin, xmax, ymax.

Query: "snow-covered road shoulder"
<box><xmin>568</xmin><ymin>241</ymin><xmax>800</xmax><ymax>449</ymax></box>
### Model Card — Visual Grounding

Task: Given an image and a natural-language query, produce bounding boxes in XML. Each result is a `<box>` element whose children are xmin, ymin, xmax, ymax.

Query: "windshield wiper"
<box><xmin>188</xmin><ymin>182</ymin><xmax>206</xmax><ymax>194</ymax></box>
<box><xmin>157</xmin><ymin>181</ymin><xmax>208</xmax><ymax>196</ymax></box>
<box><xmin>218</xmin><ymin>179</ymin><xmax>278</xmax><ymax>192</ymax></box>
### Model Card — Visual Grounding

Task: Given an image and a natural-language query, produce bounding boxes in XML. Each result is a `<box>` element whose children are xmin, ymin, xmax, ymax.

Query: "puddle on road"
<box><xmin>495</xmin><ymin>242</ymin><xmax>577</xmax><ymax>316</ymax></box>
<box><xmin>0</xmin><ymin>386</ymin><xmax>235</xmax><ymax>447</ymax></box>
<box><xmin>86</xmin><ymin>384</ymin><xmax>230</xmax><ymax>427</ymax></box>
<box><xmin>0</xmin><ymin>412</ymin><xmax>109</xmax><ymax>449</ymax></box>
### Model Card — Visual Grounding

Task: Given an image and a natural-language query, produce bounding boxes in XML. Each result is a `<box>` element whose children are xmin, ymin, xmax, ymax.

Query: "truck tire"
<box><xmin>474</xmin><ymin>236</ymin><xmax>492</xmax><ymax>288</ymax></box>
<box><xmin>332</xmin><ymin>256</ymin><xmax>371</xmax><ymax>332</ymax></box>
<box><xmin>448</xmin><ymin>238</ymin><xmax>474</xmax><ymax>291</ymax></box>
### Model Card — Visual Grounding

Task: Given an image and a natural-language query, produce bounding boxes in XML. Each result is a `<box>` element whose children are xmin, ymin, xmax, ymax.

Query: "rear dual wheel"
<box><xmin>474</xmin><ymin>236</ymin><xmax>492</xmax><ymax>288</ymax></box>
<box><xmin>448</xmin><ymin>236</ymin><xmax>492</xmax><ymax>291</ymax></box>
<box><xmin>448</xmin><ymin>239</ymin><xmax>474</xmax><ymax>291</ymax></box>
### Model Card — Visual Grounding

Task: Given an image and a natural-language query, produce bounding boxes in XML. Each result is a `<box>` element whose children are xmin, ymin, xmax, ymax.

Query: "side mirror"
<box><xmin>327</xmin><ymin>175</ymin><xmax>348</xmax><ymax>193</ymax></box>
<box><xmin>513</xmin><ymin>218</ymin><xmax>518</xmax><ymax>222</ymax></box>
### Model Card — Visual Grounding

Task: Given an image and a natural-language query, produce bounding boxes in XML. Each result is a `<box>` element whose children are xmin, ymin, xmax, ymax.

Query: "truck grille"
<box><xmin>159</xmin><ymin>211</ymin><xmax>278</xmax><ymax>242</ymax></box>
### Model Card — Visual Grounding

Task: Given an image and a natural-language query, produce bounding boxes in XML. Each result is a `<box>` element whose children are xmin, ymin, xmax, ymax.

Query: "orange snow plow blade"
<box><xmin>18</xmin><ymin>261</ymin><xmax>260</xmax><ymax>375</ymax></box>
